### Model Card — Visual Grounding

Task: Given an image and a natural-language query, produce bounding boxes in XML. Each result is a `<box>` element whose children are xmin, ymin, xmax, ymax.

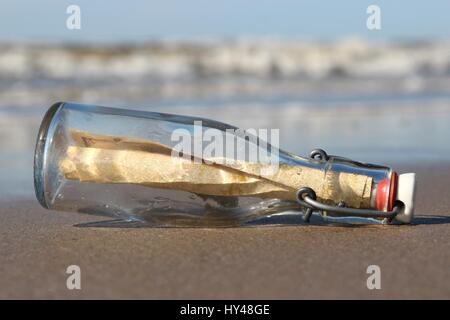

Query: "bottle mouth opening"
<box><xmin>33</xmin><ymin>102</ymin><xmax>65</xmax><ymax>209</ymax></box>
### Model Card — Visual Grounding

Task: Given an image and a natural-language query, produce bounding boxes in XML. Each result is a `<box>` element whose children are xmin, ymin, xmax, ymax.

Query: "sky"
<box><xmin>0</xmin><ymin>0</ymin><xmax>449</xmax><ymax>42</ymax></box>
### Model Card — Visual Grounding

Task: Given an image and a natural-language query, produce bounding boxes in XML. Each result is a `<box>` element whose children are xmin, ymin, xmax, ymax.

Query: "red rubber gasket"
<box><xmin>388</xmin><ymin>171</ymin><xmax>398</xmax><ymax>211</ymax></box>
<box><xmin>376</xmin><ymin>171</ymin><xmax>398</xmax><ymax>211</ymax></box>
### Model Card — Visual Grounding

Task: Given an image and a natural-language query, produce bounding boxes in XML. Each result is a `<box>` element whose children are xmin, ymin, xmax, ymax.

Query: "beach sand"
<box><xmin>0</xmin><ymin>164</ymin><xmax>449</xmax><ymax>299</ymax></box>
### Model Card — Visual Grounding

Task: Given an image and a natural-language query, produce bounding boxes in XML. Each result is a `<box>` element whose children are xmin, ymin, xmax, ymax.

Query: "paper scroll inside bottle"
<box><xmin>61</xmin><ymin>130</ymin><xmax>372</xmax><ymax>208</ymax></box>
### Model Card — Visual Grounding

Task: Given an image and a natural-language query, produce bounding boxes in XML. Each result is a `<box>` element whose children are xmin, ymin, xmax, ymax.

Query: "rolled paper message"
<box><xmin>61</xmin><ymin>130</ymin><xmax>372</xmax><ymax>208</ymax></box>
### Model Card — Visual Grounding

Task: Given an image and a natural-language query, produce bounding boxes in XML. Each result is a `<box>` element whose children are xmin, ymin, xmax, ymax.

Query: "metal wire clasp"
<box><xmin>296</xmin><ymin>149</ymin><xmax>403</xmax><ymax>223</ymax></box>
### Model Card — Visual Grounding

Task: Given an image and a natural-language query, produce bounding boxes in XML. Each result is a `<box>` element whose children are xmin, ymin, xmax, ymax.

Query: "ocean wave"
<box><xmin>1</xmin><ymin>39</ymin><xmax>450</xmax><ymax>108</ymax></box>
<box><xmin>1</xmin><ymin>39</ymin><xmax>450</xmax><ymax>81</ymax></box>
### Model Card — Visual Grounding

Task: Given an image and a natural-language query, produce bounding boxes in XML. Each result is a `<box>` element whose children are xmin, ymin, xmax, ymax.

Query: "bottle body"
<box><xmin>34</xmin><ymin>102</ymin><xmax>395</xmax><ymax>226</ymax></box>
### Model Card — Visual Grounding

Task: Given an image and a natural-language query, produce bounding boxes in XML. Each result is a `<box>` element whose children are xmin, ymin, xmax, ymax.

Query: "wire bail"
<box><xmin>296</xmin><ymin>149</ymin><xmax>404</xmax><ymax>223</ymax></box>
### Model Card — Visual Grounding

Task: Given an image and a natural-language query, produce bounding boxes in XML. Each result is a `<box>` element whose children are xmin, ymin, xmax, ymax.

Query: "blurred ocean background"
<box><xmin>1</xmin><ymin>0</ymin><xmax>450</xmax><ymax>198</ymax></box>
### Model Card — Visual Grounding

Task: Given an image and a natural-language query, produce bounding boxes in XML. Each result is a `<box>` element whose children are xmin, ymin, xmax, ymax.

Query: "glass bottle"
<box><xmin>34</xmin><ymin>102</ymin><xmax>415</xmax><ymax>226</ymax></box>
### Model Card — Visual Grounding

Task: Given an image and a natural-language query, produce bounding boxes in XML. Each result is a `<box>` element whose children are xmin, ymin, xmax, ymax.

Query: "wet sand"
<box><xmin>0</xmin><ymin>164</ymin><xmax>449</xmax><ymax>299</ymax></box>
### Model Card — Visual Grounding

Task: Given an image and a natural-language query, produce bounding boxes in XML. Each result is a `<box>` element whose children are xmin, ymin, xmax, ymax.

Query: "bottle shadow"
<box><xmin>74</xmin><ymin>213</ymin><xmax>450</xmax><ymax>228</ymax></box>
<box><xmin>410</xmin><ymin>214</ymin><xmax>450</xmax><ymax>225</ymax></box>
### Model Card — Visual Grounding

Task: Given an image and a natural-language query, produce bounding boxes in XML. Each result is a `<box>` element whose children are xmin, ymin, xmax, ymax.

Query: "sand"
<box><xmin>0</xmin><ymin>164</ymin><xmax>449</xmax><ymax>299</ymax></box>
